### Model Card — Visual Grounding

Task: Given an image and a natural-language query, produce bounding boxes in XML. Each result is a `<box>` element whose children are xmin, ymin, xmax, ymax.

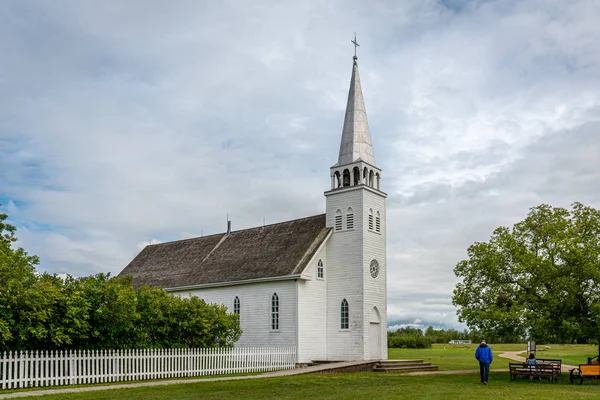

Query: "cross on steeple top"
<box><xmin>351</xmin><ymin>33</ymin><xmax>360</xmax><ymax>60</ymax></box>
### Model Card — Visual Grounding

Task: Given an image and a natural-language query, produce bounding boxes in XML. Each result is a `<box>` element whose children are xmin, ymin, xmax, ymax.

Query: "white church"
<box><xmin>120</xmin><ymin>53</ymin><xmax>388</xmax><ymax>364</ymax></box>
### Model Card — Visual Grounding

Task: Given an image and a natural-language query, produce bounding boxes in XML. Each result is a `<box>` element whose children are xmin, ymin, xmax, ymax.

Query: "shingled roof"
<box><xmin>119</xmin><ymin>214</ymin><xmax>331</xmax><ymax>289</ymax></box>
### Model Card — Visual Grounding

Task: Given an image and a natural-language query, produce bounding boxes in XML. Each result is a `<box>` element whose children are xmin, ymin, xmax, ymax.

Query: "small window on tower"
<box><xmin>317</xmin><ymin>259</ymin><xmax>324</xmax><ymax>279</ymax></box>
<box><xmin>376</xmin><ymin>211</ymin><xmax>381</xmax><ymax>233</ymax></box>
<box><xmin>335</xmin><ymin>210</ymin><xmax>343</xmax><ymax>231</ymax></box>
<box><xmin>368</xmin><ymin>209</ymin><xmax>374</xmax><ymax>230</ymax></box>
<box><xmin>346</xmin><ymin>207</ymin><xmax>354</xmax><ymax>229</ymax></box>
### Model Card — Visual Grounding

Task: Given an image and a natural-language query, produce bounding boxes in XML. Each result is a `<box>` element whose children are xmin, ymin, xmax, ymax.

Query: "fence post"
<box><xmin>67</xmin><ymin>349</ymin><xmax>73</xmax><ymax>386</ymax></box>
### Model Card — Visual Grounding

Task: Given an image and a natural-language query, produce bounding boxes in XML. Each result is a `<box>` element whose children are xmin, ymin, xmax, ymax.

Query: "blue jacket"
<box><xmin>475</xmin><ymin>343</ymin><xmax>493</xmax><ymax>364</ymax></box>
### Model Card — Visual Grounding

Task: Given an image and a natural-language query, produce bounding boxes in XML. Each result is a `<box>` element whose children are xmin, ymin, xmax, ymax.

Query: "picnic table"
<box><xmin>509</xmin><ymin>359</ymin><xmax>561</xmax><ymax>383</ymax></box>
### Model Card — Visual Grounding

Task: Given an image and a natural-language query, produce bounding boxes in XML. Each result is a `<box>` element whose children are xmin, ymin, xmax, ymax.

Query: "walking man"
<box><xmin>475</xmin><ymin>340</ymin><xmax>493</xmax><ymax>385</ymax></box>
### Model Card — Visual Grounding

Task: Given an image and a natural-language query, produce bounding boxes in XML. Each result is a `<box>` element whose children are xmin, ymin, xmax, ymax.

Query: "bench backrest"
<box><xmin>509</xmin><ymin>362</ymin><xmax>559</xmax><ymax>372</ymax></box>
<box><xmin>537</xmin><ymin>358</ymin><xmax>561</xmax><ymax>365</ymax></box>
<box><xmin>579</xmin><ymin>364</ymin><xmax>600</xmax><ymax>375</ymax></box>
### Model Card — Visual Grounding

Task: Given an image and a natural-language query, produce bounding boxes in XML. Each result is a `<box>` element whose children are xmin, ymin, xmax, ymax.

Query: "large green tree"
<box><xmin>453</xmin><ymin>203</ymin><xmax>600</xmax><ymax>343</ymax></box>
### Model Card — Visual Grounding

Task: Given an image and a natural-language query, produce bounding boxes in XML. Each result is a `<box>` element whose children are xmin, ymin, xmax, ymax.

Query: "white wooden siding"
<box><xmin>297</xmin><ymin>245</ymin><xmax>327</xmax><ymax>363</ymax></box>
<box><xmin>173</xmin><ymin>281</ymin><xmax>297</xmax><ymax>351</ymax></box>
<box><xmin>362</xmin><ymin>189</ymin><xmax>388</xmax><ymax>360</ymax></box>
<box><xmin>325</xmin><ymin>187</ymin><xmax>365</xmax><ymax>360</ymax></box>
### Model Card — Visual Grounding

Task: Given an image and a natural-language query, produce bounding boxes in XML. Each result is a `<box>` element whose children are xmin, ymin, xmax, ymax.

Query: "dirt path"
<box><xmin>498</xmin><ymin>349</ymin><xmax>576</xmax><ymax>373</ymax></box>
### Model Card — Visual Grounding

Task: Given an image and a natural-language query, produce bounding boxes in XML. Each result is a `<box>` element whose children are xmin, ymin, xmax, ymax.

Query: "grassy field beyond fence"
<box><xmin>389</xmin><ymin>343</ymin><xmax>599</xmax><ymax>371</ymax></box>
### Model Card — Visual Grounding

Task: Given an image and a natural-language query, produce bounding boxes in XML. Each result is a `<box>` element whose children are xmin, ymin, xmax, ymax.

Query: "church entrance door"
<box><xmin>369</xmin><ymin>307</ymin><xmax>381</xmax><ymax>359</ymax></box>
<box><xmin>369</xmin><ymin>322</ymin><xmax>381</xmax><ymax>359</ymax></box>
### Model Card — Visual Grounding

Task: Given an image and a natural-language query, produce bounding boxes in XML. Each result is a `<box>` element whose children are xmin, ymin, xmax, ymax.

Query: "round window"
<box><xmin>370</xmin><ymin>259</ymin><xmax>379</xmax><ymax>278</ymax></box>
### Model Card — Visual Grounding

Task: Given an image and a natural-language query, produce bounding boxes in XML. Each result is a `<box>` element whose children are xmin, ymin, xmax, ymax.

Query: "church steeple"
<box><xmin>337</xmin><ymin>55</ymin><xmax>376</xmax><ymax>167</ymax></box>
<box><xmin>324</xmin><ymin>36</ymin><xmax>388</xmax><ymax>363</ymax></box>
<box><xmin>328</xmin><ymin>40</ymin><xmax>382</xmax><ymax>192</ymax></box>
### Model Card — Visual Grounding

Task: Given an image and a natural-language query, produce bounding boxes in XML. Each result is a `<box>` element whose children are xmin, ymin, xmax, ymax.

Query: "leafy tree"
<box><xmin>387</xmin><ymin>327</ymin><xmax>432</xmax><ymax>348</ymax></box>
<box><xmin>453</xmin><ymin>203</ymin><xmax>600</xmax><ymax>343</ymax></box>
<box><xmin>0</xmin><ymin>206</ymin><xmax>47</xmax><ymax>349</ymax></box>
<box><xmin>0</xmin><ymin>205</ymin><xmax>241</xmax><ymax>351</ymax></box>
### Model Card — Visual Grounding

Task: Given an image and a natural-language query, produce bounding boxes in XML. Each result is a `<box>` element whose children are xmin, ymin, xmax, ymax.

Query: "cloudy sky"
<box><xmin>1</xmin><ymin>0</ymin><xmax>599</xmax><ymax>331</ymax></box>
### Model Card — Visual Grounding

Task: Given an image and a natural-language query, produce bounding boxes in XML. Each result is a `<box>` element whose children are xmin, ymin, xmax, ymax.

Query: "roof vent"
<box><xmin>227</xmin><ymin>220</ymin><xmax>231</xmax><ymax>235</ymax></box>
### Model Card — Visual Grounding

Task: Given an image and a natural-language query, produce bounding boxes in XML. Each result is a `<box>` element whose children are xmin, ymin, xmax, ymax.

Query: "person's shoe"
<box><xmin>484</xmin><ymin>382</ymin><xmax>488</xmax><ymax>385</ymax></box>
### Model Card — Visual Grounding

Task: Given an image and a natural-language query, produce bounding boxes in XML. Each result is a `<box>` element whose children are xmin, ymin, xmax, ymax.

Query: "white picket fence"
<box><xmin>0</xmin><ymin>347</ymin><xmax>297</xmax><ymax>389</ymax></box>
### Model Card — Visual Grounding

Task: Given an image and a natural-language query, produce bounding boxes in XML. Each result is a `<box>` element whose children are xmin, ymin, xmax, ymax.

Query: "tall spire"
<box><xmin>337</xmin><ymin>49</ymin><xmax>376</xmax><ymax>167</ymax></box>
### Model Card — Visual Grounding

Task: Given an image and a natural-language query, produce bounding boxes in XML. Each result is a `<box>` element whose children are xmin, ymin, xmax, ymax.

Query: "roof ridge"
<box><xmin>146</xmin><ymin>232</ymin><xmax>224</xmax><ymax>247</ymax></box>
<box><xmin>141</xmin><ymin>214</ymin><xmax>326</xmax><ymax>249</ymax></box>
<box><xmin>242</xmin><ymin>213</ymin><xmax>325</xmax><ymax>232</ymax></box>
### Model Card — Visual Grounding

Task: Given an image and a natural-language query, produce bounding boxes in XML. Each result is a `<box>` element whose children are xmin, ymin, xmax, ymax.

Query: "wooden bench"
<box><xmin>509</xmin><ymin>362</ymin><xmax>560</xmax><ymax>383</ymax></box>
<box><xmin>536</xmin><ymin>359</ymin><xmax>562</xmax><ymax>374</ymax></box>
<box><xmin>570</xmin><ymin>364</ymin><xmax>600</xmax><ymax>384</ymax></box>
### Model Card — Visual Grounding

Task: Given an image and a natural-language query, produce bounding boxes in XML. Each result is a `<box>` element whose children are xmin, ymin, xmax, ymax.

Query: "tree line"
<box><xmin>0</xmin><ymin>207</ymin><xmax>241</xmax><ymax>352</ymax></box>
<box><xmin>387</xmin><ymin>326</ymin><xmax>523</xmax><ymax>349</ymax></box>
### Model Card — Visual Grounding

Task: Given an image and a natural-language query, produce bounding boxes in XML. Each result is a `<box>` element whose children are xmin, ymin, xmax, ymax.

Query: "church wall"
<box><xmin>297</xmin><ymin>245</ymin><xmax>328</xmax><ymax>363</ymax></box>
<box><xmin>172</xmin><ymin>281</ymin><xmax>297</xmax><ymax>351</ymax></box>
<box><xmin>325</xmin><ymin>187</ymin><xmax>365</xmax><ymax>360</ymax></box>
<box><xmin>362</xmin><ymin>189</ymin><xmax>388</xmax><ymax>360</ymax></box>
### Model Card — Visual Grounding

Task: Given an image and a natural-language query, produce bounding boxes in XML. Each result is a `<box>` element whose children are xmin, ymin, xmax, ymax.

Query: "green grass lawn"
<box><xmin>5</xmin><ymin>344</ymin><xmax>600</xmax><ymax>399</ymax></box>
<box><xmin>14</xmin><ymin>371</ymin><xmax>600</xmax><ymax>400</ymax></box>
<box><xmin>534</xmin><ymin>344</ymin><xmax>599</xmax><ymax>367</ymax></box>
<box><xmin>389</xmin><ymin>343</ymin><xmax>600</xmax><ymax>371</ymax></box>
<box><xmin>389</xmin><ymin>343</ymin><xmax>524</xmax><ymax>370</ymax></box>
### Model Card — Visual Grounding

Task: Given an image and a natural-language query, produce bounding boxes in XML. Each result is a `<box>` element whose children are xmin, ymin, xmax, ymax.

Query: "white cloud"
<box><xmin>1</xmin><ymin>0</ymin><xmax>599</xmax><ymax>330</ymax></box>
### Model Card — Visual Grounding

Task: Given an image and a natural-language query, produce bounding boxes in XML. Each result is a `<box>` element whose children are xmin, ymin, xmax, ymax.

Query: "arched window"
<box><xmin>233</xmin><ymin>296</ymin><xmax>240</xmax><ymax>315</ymax></box>
<box><xmin>271</xmin><ymin>293</ymin><xmax>279</xmax><ymax>330</ymax></box>
<box><xmin>341</xmin><ymin>299</ymin><xmax>349</xmax><ymax>329</ymax></box>
<box><xmin>363</xmin><ymin>167</ymin><xmax>369</xmax><ymax>185</ymax></box>
<box><xmin>376</xmin><ymin>173</ymin><xmax>381</xmax><ymax>190</ymax></box>
<box><xmin>368</xmin><ymin>209</ymin><xmax>374</xmax><ymax>230</ymax></box>
<box><xmin>334</xmin><ymin>171</ymin><xmax>341</xmax><ymax>189</ymax></box>
<box><xmin>346</xmin><ymin>207</ymin><xmax>354</xmax><ymax>230</ymax></box>
<box><xmin>335</xmin><ymin>209</ymin><xmax>343</xmax><ymax>231</ymax></box>
<box><xmin>369</xmin><ymin>170</ymin><xmax>374</xmax><ymax>187</ymax></box>
<box><xmin>353</xmin><ymin>166</ymin><xmax>360</xmax><ymax>186</ymax></box>
<box><xmin>376</xmin><ymin>211</ymin><xmax>381</xmax><ymax>233</ymax></box>
<box><xmin>343</xmin><ymin>169</ymin><xmax>351</xmax><ymax>187</ymax></box>
<box><xmin>317</xmin><ymin>259</ymin><xmax>324</xmax><ymax>279</ymax></box>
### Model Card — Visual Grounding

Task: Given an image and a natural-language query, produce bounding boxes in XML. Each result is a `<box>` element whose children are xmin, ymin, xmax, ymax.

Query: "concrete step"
<box><xmin>376</xmin><ymin>362</ymin><xmax>432</xmax><ymax>368</ymax></box>
<box><xmin>373</xmin><ymin>365</ymin><xmax>439</xmax><ymax>373</ymax></box>
<box><xmin>310</xmin><ymin>360</ymin><xmax>343</xmax><ymax>365</ymax></box>
<box><xmin>376</xmin><ymin>360</ymin><xmax>426</xmax><ymax>366</ymax></box>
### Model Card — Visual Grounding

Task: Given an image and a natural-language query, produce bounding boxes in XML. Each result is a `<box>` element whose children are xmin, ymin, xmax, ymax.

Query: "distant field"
<box><xmin>389</xmin><ymin>343</ymin><xmax>599</xmax><ymax>371</ymax></box>
<box><xmin>12</xmin><ymin>371</ymin><xmax>600</xmax><ymax>400</ymax></box>
<box><xmin>389</xmin><ymin>343</ymin><xmax>523</xmax><ymax>371</ymax></box>
<box><xmin>535</xmin><ymin>344</ymin><xmax>599</xmax><ymax>367</ymax></box>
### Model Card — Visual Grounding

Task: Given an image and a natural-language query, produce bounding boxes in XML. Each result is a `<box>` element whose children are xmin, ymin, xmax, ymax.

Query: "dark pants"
<box><xmin>479</xmin><ymin>362</ymin><xmax>490</xmax><ymax>382</ymax></box>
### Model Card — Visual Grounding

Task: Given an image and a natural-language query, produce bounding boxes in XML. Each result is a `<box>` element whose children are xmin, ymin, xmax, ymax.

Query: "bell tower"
<box><xmin>325</xmin><ymin>42</ymin><xmax>388</xmax><ymax>361</ymax></box>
